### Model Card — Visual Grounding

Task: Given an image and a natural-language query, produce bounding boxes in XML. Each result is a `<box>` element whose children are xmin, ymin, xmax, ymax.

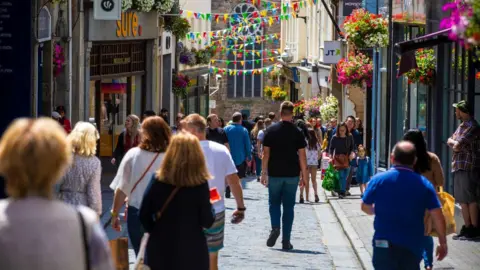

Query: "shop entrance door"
<box><xmin>96</xmin><ymin>78</ymin><xmax>130</xmax><ymax>158</ymax></box>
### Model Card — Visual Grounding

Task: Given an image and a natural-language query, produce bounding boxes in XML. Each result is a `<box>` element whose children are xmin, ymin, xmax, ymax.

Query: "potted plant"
<box><xmin>441</xmin><ymin>0</ymin><xmax>480</xmax><ymax>48</ymax></box>
<box><xmin>342</xmin><ymin>8</ymin><xmax>389</xmax><ymax>48</ymax></box>
<box><xmin>399</xmin><ymin>48</ymin><xmax>436</xmax><ymax>86</ymax></box>
<box><xmin>304</xmin><ymin>97</ymin><xmax>323</xmax><ymax>118</ymax></box>
<box><xmin>337</xmin><ymin>52</ymin><xmax>373</xmax><ymax>88</ymax></box>
<box><xmin>172</xmin><ymin>73</ymin><xmax>191</xmax><ymax>97</ymax></box>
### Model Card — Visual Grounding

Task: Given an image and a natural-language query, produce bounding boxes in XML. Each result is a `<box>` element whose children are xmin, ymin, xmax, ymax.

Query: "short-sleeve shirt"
<box><xmin>362</xmin><ymin>166</ymin><xmax>441</xmax><ymax>258</ymax></box>
<box><xmin>199</xmin><ymin>140</ymin><xmax>237</xmax><ymax>213</ymax></box>
<box><xmin>206</xmin><ymin>127</ymin><xmax>229</xmax><ymax>145</ymax></box>
<box><xmin>263</xmin><ymin>121</ymin><xmax>307</xmax><ymax>177</ymax></box>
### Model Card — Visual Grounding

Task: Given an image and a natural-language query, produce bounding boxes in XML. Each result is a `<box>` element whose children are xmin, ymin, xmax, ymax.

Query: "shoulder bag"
<box><xmin>134</xmin><ymin>187</ymin><xmax>180</xmax><ymax>270</ymax></box>
<box><xmin>333</xmin><ymin>137</ymin><xmax>351</xmax><ymax>170</ymax></box>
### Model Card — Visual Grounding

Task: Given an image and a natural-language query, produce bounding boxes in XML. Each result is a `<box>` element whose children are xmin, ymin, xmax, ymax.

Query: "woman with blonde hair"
<box><xmin>110</xmin><ymin>116</ymin><xmax>171</xmax><ymax>255</ymax></box>
<box><xmin>111</xmin><ymin>114</ymin><xmax>141</xmax><ymax>165</ymax></box>
<box><xmin>0</xmin><ymin>118</ymin><xmax>113</xmax><ymax>270</ymax></box>
<box><xmin>57</xmin><ymin>122</ymin><xmax>102</xmax><ymax>215</ymax></box>
<box><xmin>140</xmin><ymin>132</ymin><xmax>215</xmax><ymax>270</ymax></box>
<box><xmin>251</xmin><ymin>120</ymin><xmax>265</xmax><ymax>181</ymax></box>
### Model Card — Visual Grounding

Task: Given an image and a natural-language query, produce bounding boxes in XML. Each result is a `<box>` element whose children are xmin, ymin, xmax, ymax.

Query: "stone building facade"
<box><xmin>210</xmin><ymin>0</ymin><xmax>282</xmax><ymax>121</ymax></box>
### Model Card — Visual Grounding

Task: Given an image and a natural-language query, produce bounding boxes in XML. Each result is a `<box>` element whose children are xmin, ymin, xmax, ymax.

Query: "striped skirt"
<box><xmin>204</xmin><ymin>211</ymin><xmax>225</xmax><ymax>253</ymax></box>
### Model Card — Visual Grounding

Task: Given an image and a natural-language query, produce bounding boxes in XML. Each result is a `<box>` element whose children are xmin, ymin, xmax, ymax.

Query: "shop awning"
<box><xmin>396</xmin><ymin>28</ymin><xmax>452</xmax><ymax>77</ymax></box>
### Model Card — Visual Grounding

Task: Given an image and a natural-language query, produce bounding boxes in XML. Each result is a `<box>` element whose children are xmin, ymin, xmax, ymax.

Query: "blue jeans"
<box><xmin>338</xmin><ymin>167</ymin><xmax>351</xmax><ymax>193</ymax></box>
<box><xmin>373</xmin><ymin>244</ymin><xmax>421</xmax><ymax>270</ymax></box>
<box><xmin>254</xmin><ymin>155</ymin><xmax>262</xmax><ymax>177</ymax></box>
<box><xmin>127</xmin><ymin>206</ymin><xmax>145</xmax><ymax>256</ymax></box>
<box><xmin>423</xmin><ymin>236</ymin><xmax>434</xmax><ymax>268</ymax></box>
<box><xmin>268</xmin><ymin>176</ymin><xmax>299</xmax><ymax>241</ymax></box>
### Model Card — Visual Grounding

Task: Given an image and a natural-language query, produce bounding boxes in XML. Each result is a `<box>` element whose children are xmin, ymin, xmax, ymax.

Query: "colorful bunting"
<box><xmin>209</xmin><ymin>65</ymin><xmax>276</xmax><ymax>76</ymax></box>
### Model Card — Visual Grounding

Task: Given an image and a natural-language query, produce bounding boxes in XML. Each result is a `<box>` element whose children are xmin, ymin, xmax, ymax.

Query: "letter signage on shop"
<box><xmin>343</xmin><ymin>0</ymin><xmax>363</xmax><ymax>16</ymax></box>
<box><xmin>323</xmin><ymin>41</ymin><xmax>342</xmax><ymax>64</ymax></box>
<box><xmin>116</xmin><ymin>12</ymin><xmax>142</xmax><ymax>38</ymax></box>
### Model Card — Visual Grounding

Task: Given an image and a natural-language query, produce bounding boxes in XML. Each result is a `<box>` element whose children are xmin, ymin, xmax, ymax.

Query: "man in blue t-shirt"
<box><xmin>361</xmin><ymin>141</ymin><xmax>448</xmax><ymax>269</ymax></box>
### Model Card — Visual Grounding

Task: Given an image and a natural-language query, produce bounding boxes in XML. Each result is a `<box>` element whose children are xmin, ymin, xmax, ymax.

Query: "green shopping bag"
<box><xmin>322</xmin><ymin>164</ymin><xmax>339</xmax><ymax>191</ymax></box>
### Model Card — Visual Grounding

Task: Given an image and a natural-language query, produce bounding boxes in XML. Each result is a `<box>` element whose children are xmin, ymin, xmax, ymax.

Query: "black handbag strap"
<box><xmin>78</xmin><ymin>209</ymin><xmax>91</xmax><ymax>270</ymax></box>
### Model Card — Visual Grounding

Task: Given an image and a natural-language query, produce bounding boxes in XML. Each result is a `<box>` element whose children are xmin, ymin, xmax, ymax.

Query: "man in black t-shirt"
<box><xmin>206</xmin><ymin>114</ymin><xmax>229</xmax><ymax>149</ymax></box>
<box><xmin>261</xmin><ymin>101</ymin><xmax>308</xmax><ymax>251</ymax></box>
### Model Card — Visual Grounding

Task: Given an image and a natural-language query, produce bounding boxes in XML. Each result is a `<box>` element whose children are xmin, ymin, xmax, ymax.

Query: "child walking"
<box><xmin>300</xmin><ymin>128</ymin><xmax>321</xmax><ymax>203</ymax></box>
<box><xmin>356</xmin><ymin>145</ymin><xmax>373</xmax><ymax>196</ymax></box>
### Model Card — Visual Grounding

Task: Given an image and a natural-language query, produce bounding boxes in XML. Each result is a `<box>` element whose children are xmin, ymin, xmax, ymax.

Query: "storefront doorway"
<box><xmin>89</xmin><ymin>42</ymin><xmax>146</xmax><ymax>158</ymax></box>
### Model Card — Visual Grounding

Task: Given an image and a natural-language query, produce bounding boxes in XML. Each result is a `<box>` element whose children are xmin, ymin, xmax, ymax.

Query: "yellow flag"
<box><xmin>211</xmin><ymin>60</ymin><xmax>215</xmax><ymax>64</ymax></box>
<box><xmin>270</xmin><ymin>57</ymin><xmax>274</xmax><ymax>61</ymax></box>
<box><xmin>224</xmin><ymin>14</ymin><xmax>228</xmax><ymax>22</ymax></box>
<box><xmin>260</xmin><ymin>10</ymin><xmax>267</xmax><ymax>17</ymax></box>
<box><xmin>239</xmin><ymin>44</ymin><xmax>244</xmax><ymax>49</ymax></box>
<box><xmin>291</xmin><ymin>12</ymin><xmax>297</xmax><ymax>19</ymax></box>
<box><xmin>240</xmin><ymin>61</ymin><xmax>245</xmax><ymax>66</ymax></box>
<box><xmin>256</xmin><ymin>52</ymin><xmax>261</xmax><ymax>57</ymax></box>
<box><xmin>187</xmin><ymin>11</ymin><xmax>193</xmax><ymax>18</ymax></box>
<box><xmin>268</xmin><ymin>17</ymin><xmax>274</xmax><ymax>26</ymax></box>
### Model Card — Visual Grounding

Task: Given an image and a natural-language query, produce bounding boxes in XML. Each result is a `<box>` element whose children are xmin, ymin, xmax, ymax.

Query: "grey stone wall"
<box><xmin>210</xmin><ymin>0</ymin><xmax>282</xmax><ymax>121</ymax></box>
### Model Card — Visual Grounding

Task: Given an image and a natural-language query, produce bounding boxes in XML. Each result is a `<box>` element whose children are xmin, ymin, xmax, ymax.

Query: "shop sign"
<box><xmin>209</xmin><ymin>100</ymin><xmax>216</xmax><ymax>109</ymax></box>
<box><xmin>113</xmin><ymin>57</ymin><xmax>131</xmax><ymax>64</ymax></box>
<box><xmin>88</xmin><ymin>10</ymin><xmax>158</xmax><ymax>41</ymax></box>
<box><xmin>116</xmin><ymin>12</ymin><xmax>142</xmax><ymax>38</ymax></box>
<box><xmin>37</xmin><ymin>7</ymin><xmax>51</xmax><ymax>43</ymax></box>
<box><xmin>94</xmin><ymin>0</ymin><xmax>121</xmax><ymax>21</ymax></box>
<box><xmin>343</xmin><ymin>0</ymin><xmax>362</xmax><ymax>17</ymax></box>
<box><xmin>281</xmin><ymin>65</ymin><xmax>300</xmax><ymax>83</ymax></box>
<box><xmin>323</xmin><ymin>41</ymin><xmax>342</xmax><ymax>64</ymax></box>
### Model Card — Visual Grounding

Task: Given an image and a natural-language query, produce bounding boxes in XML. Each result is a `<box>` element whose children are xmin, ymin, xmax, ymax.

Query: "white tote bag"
<box><xmin>134</xmin><ymin>233</ymin><xmax>151</xmax><ymax>270</ymax></box>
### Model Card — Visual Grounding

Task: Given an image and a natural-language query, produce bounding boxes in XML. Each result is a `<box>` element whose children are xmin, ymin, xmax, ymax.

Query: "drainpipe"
<box><xmin>67</xmin><ymin>0</ymin><xmax>73</xmax><ymax>120</ymax></box>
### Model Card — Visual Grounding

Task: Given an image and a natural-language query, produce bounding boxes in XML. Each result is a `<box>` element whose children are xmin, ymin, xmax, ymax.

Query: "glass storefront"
<box><xmin>89</xmin><ymin>76</ymin><xmax>144</xmax><ymax>157</ymax></box>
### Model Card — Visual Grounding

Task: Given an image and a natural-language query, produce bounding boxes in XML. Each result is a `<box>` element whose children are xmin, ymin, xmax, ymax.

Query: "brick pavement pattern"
<box><xmin>327</xmin><ymin>186</ymin><xmax>480</xmax><ymax>270</ymax></box>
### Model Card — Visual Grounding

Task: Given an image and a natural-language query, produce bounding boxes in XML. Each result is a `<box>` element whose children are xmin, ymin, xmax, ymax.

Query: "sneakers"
<box><xmin>266</xmin><ymin>228</ymin><xmax>280</xmax><ymax>247</ymax></box>
<box><xmin>453</xmin><ymin>225</ymin><xmax>480</xmax><ymax>240</ymax></box>
<box><xmin>282</xmin><ymin>240</ymin><xmax>293</xmax><ymax>250</ymax></box>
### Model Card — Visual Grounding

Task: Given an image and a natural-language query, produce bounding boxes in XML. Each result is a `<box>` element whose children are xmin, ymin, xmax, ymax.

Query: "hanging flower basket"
<box><xmin>304</xmin><ymin>97</ymin><xmax>323</xmax><ymax>118</ymax></box>
<box><xmin>398</xmin><ymin>48</ymin><xmax>436</xmax><ymax>86</ymax></box>
<box><xmin>342</xmin><ymin>9</ymin><xmax>389</xmax><ymax>48</ymax></box>
<box><xmin>133</xmin><ymin>0</ymin><xmax>154</xmax><ymax>12</ymax></box>
<box><xmin>271</xmin><ymin>87</ymin><xmax>288</xmax><ymax>101</ymax></box>
<box><xmin>319</xmin><ymin>95</ymin><xmax>339</xmax><ymax>123</ymax></box>
<box><xmin>441</xmin><ymin>0</ymin><xmax>480</xmax><ymax>48</ymax></box>
<box><xmin>154</xmin><ymin>0</ymin><xmax>174</xmax><ymax>14</ymax></box>
<box><xmin>172</xmin><ymin>73</ymin><xmax>191</xmax><ymax>97</ymax></box>
<box><xmin>122</xmin><ymin>0</ymin><xmax>133</xmax><ymax>10</ymax></box>
<box><xmin>293</xmin><ymin>100</ymin><xmax>305</xmax><ymax>116</ymax></box>
<box><xmin>53</xmin><ymin>43</ymin><xmax>65</xmax><ymax>77</ymax></box>
<box><xmin>337</xmin><ymin>52</ymin><xmax>373</xmax><ymax>88</ymax></box>
<box><xmin>165</xmin><ymin>17</ymin><xmax>191</xmax><ymax>38</ymax></box>
<box><xmin>263</xmin><ymin>86</ymin><xmax>273</xmax><ymax>98</ymax></box>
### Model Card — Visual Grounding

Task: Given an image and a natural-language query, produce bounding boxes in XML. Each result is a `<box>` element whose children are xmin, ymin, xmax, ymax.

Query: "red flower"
<box><xmin>476</xmin><ymin>72</ymin><xmax>480</xmax><ymax>80</ymax></box>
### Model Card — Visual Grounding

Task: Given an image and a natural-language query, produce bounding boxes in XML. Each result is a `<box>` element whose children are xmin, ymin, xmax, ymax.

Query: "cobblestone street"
<box><xmin>101</xmin><ymin>176</ymin><xmax>362</xmax><ymax>269</ymax></box>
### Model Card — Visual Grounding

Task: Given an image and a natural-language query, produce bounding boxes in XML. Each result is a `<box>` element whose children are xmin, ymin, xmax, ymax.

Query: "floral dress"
<box><xmin>57</xmin><ymin>154</ymin><xmax>102</xmax><ymax>215</ymax></box>
<box><xmin>306</xmin><ymin>143</ymin><xmax>320</xmax><ymax>166</ymax></box>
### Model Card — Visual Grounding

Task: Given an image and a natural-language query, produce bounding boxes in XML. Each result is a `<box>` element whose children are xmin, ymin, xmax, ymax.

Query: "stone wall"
<box><xmin>210</xmin><ymin>0</ymin><xmax>282</xmax><ymax>121</ymax></box>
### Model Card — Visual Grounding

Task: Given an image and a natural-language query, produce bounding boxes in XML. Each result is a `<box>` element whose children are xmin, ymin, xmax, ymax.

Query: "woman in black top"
<box><xmin>140</xmin><ymin>132</ymin><xmax>214</xmax><ymax>270</ymax></box>
<box><xmin>329</xmin><ymin>122</ymin><xmax>355</xmax><ymax>198</ymax></box>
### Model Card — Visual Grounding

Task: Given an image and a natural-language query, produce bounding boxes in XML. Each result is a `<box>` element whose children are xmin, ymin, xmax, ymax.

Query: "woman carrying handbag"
<box><xmin>139</xmin><ymin>132</ymin><xmax>215</xmax><ymax>270</ymax></box>
<box><xmin>328</xmin><ymin>122</ymin><xmax>355</xmax><ymax>199</ymax></box>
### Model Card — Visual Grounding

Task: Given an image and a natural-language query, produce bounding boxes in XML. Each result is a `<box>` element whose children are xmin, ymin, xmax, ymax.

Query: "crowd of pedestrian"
<box><xmin>0</xmin><ymin>98</ymin><xmax>477</xmax><ymax>270</ymax></box>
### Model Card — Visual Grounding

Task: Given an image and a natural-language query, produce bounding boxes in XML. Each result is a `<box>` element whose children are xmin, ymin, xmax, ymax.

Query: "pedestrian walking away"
<box><xmin>224</xmin><ymin>112</ymin><xmax>252</xmax><ymax>197</ymax></box>
<box><xmin>109</xmin><ymin>116</ymin><xmax>171</xmax><ymax>255</ymax></box>
<box><xmin>184</xmin><ymin>114</ymin><xmax>246</xmax><ymax>270</ymax></box>
<box><xmin>261</xmin><ymin>101</ymin><xmax>308</xmax><ymax>250</ymax></box>
<box><xmin>139</xmin><ymin>132</ymin><xmax>214</xmax><ymax>270</ymax></box>
<box><xmin>361</xmin><ymin>141</ymin><xmax>448</xmax><ymax>270</ymax></box>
